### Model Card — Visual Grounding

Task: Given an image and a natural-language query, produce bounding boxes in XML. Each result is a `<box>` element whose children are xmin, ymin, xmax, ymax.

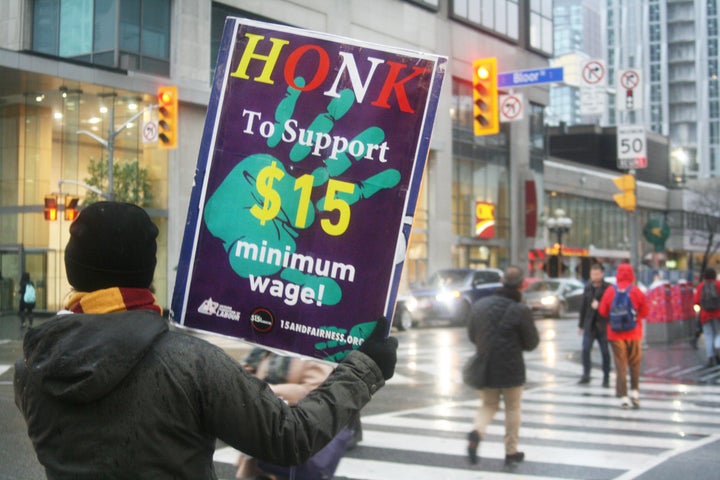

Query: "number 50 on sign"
<box><xmin>616</xmin><ymin>125</ymin><xmax>647</xmax><ymax>169</ymax></box>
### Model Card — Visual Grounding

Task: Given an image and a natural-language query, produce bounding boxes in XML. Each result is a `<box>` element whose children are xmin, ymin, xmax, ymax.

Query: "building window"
<box><xmin>529</xmin><ymin>0</ymin><xmax>554</xmax><ymax>55</ymax></box>
<box><xmin>451</xmin><ymin>0</ymin><xmax>520</xmax><ymax>42</ymax></box>
<box><xmin>32</xmin><ymin>0</ymin><xmax>171</xmax><ymax>76</ymax></box>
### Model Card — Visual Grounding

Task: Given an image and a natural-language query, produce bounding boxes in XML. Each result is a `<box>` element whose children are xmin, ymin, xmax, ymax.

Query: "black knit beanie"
<box><xmin>65</xmin><ymin>202</ymin><xmax>158</xmax><ymax>292</ymax></box>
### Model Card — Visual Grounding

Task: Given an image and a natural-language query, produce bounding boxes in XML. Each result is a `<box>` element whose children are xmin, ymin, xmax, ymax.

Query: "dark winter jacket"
<box><xmin>578</xmin><ymin>280</ymin><xmax>610</xmax><ymax>331</ymax></box>
<box><xmin>467</xmin><ymin>287</ymin><xmax>540</xmax><ymax>388</ymax></box>
<box><xmin>14</xmin><ymin>311</ymin><xmax>384</xmax><ymax>480</ymax></box>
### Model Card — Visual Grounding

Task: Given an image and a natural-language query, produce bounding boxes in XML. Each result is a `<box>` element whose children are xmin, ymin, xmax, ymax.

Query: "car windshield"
<box><xmin>427</xmin><ymin>271</ymin><xmax>470</xmax><ymax>288</ymax></box>
<box><xmin>525</xmin><ymin>280</ymin><xmax>561</xmax><ymax>292</ymax></box>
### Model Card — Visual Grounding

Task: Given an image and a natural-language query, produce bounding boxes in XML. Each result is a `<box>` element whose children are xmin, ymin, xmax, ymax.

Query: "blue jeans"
<box><xmin>702</xmin><ymin>318</ymin><xmax>720</xmax><ymax>359</ymax></box>
<box><xmin>582</xmin><ymin>324</ymin><xmax>611</xmax><ymax>379</ymax></box>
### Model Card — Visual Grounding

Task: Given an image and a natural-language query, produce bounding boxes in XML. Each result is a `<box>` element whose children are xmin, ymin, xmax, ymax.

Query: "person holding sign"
<box><xmin>14</xmin><ymin>201</ymin><xmax>397</xmax><ymax>479</ymax></box>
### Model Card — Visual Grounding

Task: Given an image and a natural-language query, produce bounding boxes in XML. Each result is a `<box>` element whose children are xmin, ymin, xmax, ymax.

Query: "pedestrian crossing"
<box><xmin>214</xmin><ymin>377</ymin><xmax>720</xmax><ymax>479</ymax></box>
<box><xmin>329</xmin><ymin>382</ymin><xmax>720</xmax><ymax>480</ymax></box>
<box><xmin>212</xmin><ymin>330</ymin><xmax>720</xmax><ymax>480</ymax></box>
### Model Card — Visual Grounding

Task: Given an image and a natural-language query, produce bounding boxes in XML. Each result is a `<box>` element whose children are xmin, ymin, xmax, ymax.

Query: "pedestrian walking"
<box><xmin>693</xmin><ymin>267</ymin><xmax>720</xmax><ymax>367</ymax></box>
<box><xmin>464</xmin><ymin>265</ymin><xmax>539</xmax><ymax>467</ymax></box>
<box><xmin>18</xmin><ymin>272</ymin><xmax>36</xmax><ymax>327</ymax></box>
<box><xmin>14</xmin><ymin>201</ymin><xmax>398</xmax><ymax>479</ymax></box>
<box><xmin>598</xmin><ymin>263</ymin><xmax>649</xmax><ymax>409</ymax></box>
<box><xmin>577</xmin><ymin>263</ymin><xmax>611</xmax><ymax>387</ymax></box>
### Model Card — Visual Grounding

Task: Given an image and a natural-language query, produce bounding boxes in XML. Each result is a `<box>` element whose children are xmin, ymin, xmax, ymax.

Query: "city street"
<box><xmin>1</xmin><ymin>313</ymin><xmax>719</xmax><ymax>479</ymax></box>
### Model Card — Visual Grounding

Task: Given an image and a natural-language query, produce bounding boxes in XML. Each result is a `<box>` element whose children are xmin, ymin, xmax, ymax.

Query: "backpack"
<box><xmin>608</xmin><ymin>285</ymin><xmax>637</xmax><ymax>332</ymax></box>
<box><xmin>700</xmin><ymin>281</ymin><xmax>720</xmax><ymax>311</ymax></box>
<box><xmin>23</xmin><ymin>283</ymin><xmax>36</xmax><ymax>304</ymax></box>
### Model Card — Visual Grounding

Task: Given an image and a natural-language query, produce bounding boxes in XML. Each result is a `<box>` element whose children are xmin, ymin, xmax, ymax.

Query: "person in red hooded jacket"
<box><xmin>598</xmin><ymin>263</ymin><xmax>649</xmax><ymax>409</ymax></box>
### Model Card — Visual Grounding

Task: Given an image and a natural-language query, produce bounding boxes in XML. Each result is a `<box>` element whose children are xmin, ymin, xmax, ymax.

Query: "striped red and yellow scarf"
<box><xmin>65</xmin><ymin>287</ymin><xmax>162</xmax><ymax>315</ymax></box>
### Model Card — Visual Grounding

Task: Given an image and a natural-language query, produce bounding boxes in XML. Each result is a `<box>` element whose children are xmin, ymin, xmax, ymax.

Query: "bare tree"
<box><xmin>688</xmin><ymin>179</ymin><xmax>720</xmax><ymax>274</ymax></box>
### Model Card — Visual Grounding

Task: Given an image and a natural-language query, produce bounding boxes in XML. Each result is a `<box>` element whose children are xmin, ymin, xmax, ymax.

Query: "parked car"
<box><xmin>523</xmin><ymin>278</ymin><xmax>585</xmax><ymax>318</ymax></box>
<box><xmin>392</xmin><ymin>268</ymin><xmax>503</xmax><ymax>330</ymax></box>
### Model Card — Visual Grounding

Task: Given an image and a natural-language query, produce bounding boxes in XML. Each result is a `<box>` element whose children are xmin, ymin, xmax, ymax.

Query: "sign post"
<box><xmin>616</xmin><ymin>125</ymin><xmax>647</xmax><ymax>169</ymax></box>
<box><xmin>171</xmin><ymin>18</ymin><xmax>446</xmax><ymax>362</ymax></box>
<box><xmin>616</xmin><ymin>69</ymin><xmax>642</xmax><ymax>112</ymax></box>
<box><xmin>580</xmin><ymin>59</ymin><xmax>607</xmax><ymax>115</ymax></box>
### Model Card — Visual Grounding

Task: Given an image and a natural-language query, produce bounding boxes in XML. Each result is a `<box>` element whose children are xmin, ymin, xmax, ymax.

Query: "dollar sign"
<box><xmin>251</xmin><ymin>161</ymin><xmax>285</xmax><ymax>225</ymax></box>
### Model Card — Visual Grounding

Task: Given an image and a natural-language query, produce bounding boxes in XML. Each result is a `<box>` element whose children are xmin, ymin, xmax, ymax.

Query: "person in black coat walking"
<box><xmin>18</xmin><ymin>272</ymin><xmax>36</xmax><ymax>327</ymax></box>
<box><xmin>465</xmin><ymin>265</ymin><xmax>539</xmax><ymax>467</ymax></box>
<box><xmin>577</xmin><ymin>263</ymin><xmax>611</xmax><ymax>387</ymax></box>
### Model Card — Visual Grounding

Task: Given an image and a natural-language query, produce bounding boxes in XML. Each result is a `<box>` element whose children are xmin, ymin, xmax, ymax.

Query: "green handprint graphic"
<box><xmin>315</xmin><ymin>320</ymin><xmax>377</xmax><ymax>362</ymax></box>
<box><xmin>203</xmin><ymin>78</ymin><xmax>401</xmax><ymax>306</ymax></box>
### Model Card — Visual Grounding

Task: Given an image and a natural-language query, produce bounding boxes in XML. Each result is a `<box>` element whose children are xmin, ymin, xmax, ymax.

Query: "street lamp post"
<box><xmin>546</xmin><ymin>208</ymin><xmax>573</xmax><ymax>278</ymax></box>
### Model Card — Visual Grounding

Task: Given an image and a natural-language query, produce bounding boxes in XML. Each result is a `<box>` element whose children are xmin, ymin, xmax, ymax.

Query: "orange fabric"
<box><xmin>65</xmin><ymin>287</ymin><xmax>162</xmax><ymax>315</ymax></box>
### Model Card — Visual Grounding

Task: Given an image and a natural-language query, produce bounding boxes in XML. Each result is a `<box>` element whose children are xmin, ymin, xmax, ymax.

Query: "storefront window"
<box><xmin>0</xmin><ymin>72</ymin><xmax>168</xmax><ymax>311</ymax></box>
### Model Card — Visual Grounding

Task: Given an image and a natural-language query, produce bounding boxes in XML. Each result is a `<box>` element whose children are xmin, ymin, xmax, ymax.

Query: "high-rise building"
<box><xmin>552</xmin><ymin>0</ymin><xmax>719</xmax><ymax>180</ymax></box>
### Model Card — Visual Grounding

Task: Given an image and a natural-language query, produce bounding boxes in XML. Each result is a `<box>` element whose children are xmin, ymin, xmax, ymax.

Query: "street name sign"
<box><xmin>497</xmin><ymin>66</ymin><xmax>564</xmax><ymax>88</ymax></box>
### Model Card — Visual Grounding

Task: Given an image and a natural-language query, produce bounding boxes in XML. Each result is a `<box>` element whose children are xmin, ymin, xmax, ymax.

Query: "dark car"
<box><xmin>393</xmin><ymin>268</ymin><xmax>503</xmax><ymax>330</ymax></box>
<box><xmin>523</xmin><ymin>278</ymin><xmax>585</xmax><ymax>317</ymax></box>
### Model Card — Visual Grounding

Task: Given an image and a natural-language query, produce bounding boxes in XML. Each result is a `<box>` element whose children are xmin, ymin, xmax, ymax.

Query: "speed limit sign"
<box><xmin>616</xmin><ymin>125</ymin><xmax>647</xmax><ymax>169</ymax></box>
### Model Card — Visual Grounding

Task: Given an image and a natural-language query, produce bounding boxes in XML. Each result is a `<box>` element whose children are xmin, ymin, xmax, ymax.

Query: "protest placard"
<box><xmin>170</xmin><ymin>17</ymin><xmax>446</xmax><ymax>362</ymax></box>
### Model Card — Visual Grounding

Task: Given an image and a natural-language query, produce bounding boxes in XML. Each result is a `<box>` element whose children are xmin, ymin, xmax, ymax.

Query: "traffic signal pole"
<box><xmin>76</xmin><ymin>100</ymin><xmax>157</xmax><ymax>201</ymax></box>
<box><xmin>629</xmin><ymin>169</ymin><xmax>640</xmax><ymax>275</ymax></box>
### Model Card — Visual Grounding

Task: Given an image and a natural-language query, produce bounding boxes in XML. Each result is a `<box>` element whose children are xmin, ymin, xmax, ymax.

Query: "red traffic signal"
<box><xmin>157</xmin><ymin>86</ymin><xmax>178</xmax><ymax>149</ymax></box>
<box><xmin>44</xmin><ymin>195</ymin><xmax>58</xmax><ymax>221</ymax></box>
<box><xmin>472</xmin><ymin>57</ymin><xmax>499</xmax><ymax>136</ymax></box>
<box><xmin>64</xmin><ymin>195</ymin><xmax>79</xmax><ymax>221</ymax></box>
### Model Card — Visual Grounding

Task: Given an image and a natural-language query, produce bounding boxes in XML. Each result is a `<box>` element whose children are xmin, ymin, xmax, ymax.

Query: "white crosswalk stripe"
<box><xmin>329</xmin><ymin>381</ymin><xmax>720</xmax><ymax>479</ymax></box>
<box><xmin>214</xmin><ymin>375</ymin><xmax>720</xmax><ymax>479</ymax></box>
<box><xmin>213</xmin><ymin>331</ymin><xmax>720</xmax><ymax>479</ymax></box>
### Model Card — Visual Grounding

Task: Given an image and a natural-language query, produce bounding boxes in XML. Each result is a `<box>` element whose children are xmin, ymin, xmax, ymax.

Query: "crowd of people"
<box><xmin>463</xmin><ymin>260</ymin><xmax>719</xmax><ymax>467</ymax></box>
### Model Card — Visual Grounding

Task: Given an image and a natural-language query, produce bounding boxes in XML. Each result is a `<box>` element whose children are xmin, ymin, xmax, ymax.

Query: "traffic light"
<box><xmin>44</xmin><ymin>195</ymin><xmax>58</xmax><ymax>221</ymax></box>
<box><xmin>472</xmin><ymin>57</ymin><xmax>499</xmax><ymax>136</ymax></box>
<box><xmin>157</xmin><ymin>86</ymin><xmax>178</xmax><ymax>149</ymax></box>
<box><xmin>613</xmin><ymin>174</ymin><xmax>636</xmax><ymax>211</ymax></box>
<box><xmin>64</xmin><ymin>195</ymin><xmax>79</xmax><ymax>221</ymax></box>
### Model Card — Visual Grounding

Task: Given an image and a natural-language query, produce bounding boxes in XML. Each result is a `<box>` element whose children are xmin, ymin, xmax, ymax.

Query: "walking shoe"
<box><xmin>578</xmin><ymin>376</ymin><xmax>591</xmax><ymax>384</ymax></box>
<box><xmin>467</xmin><ymin>430</ymin><xmax>480</xmax><ymax>465</ymax></box>
<box><xmin>602</xmin><ymin>377</ymin><xmax>610</xmax><ymax>388</ymax></box>
<box><xmin>620</xmin><ymin>396</ymin><xmax>631</xmax><ymax>409</ymax></box>
<box><xmin>504</xmin><ymin>452</ymin><xmax>525</xmax><ymax>466</ymax></box>
<box><xmin>630</xmin><ymin>390</ymin><xmax>640</xmax><ymax>409</ymax></box>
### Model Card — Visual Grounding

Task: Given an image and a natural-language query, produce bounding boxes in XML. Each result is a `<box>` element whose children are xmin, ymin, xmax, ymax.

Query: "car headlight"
<box><xmin>405</xmin><ymin>296</ymin><xmax>418</xmax><ymax>312</ymax></box>
<box><xmin>436</xmin><ymin>290</ymin><xmax>461</xmax><ymax>304</ymax></box>
<box><xmin>540</xmin><ymin>295</ymin><xmax>558</xmax><ymax>306</ymax></box>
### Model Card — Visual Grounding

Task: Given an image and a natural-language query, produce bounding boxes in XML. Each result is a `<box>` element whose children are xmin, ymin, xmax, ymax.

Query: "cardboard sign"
<box><xmin>170</xmin><ymin>18</ymin><xmax>446</xmax><ymax>362</ymax></box>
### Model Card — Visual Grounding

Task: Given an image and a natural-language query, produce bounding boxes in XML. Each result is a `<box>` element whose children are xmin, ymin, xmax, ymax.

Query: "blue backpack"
<box><xmin>608</xmin><ymin>285</ymin><xmax>637</xmax><ymax>332</ymax></box>
<box><xmin>23</xmin><ymin>283</ymin><xmax>36</xmax><ymax>304</ymax></box>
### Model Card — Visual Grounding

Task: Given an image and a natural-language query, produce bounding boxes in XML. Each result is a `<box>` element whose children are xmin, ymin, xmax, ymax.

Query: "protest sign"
<box><xmin>171</xmin><ymin>17</ymin><xmax>446</xmax><ymax>362</ymax></box>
